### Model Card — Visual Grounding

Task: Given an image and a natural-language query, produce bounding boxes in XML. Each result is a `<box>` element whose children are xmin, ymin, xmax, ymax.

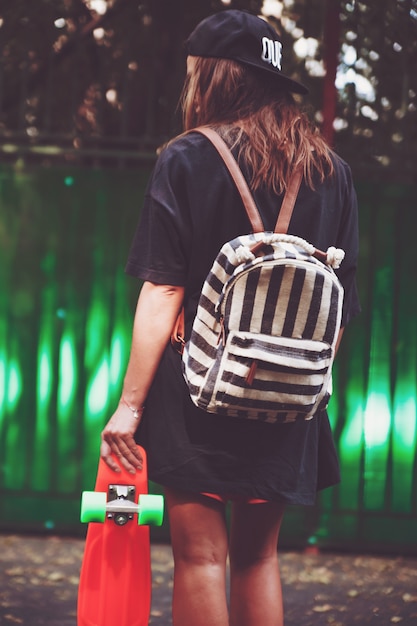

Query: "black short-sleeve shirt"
<box><xmin>126</xmin><ymin>132</ymin><xmax>360</xmax><ymax>505</ymax></box>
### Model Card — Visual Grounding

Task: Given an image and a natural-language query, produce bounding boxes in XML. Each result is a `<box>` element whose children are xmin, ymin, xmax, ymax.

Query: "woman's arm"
<box><xmin>101</xmin><ymin>281</ymin><xmax>184</xmax><ymax>473</ymax></box>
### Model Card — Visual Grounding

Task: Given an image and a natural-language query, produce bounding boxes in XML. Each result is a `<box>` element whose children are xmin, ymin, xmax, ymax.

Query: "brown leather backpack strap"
<box><xmin>171</xmin><ymin>306</ymin><xmax>185</xmax><ymax>354</ymax></box>
<box><xmin>274</xmin><ymin>167</ymin><xmax>303</xmax><ymax>234</ymax></box>
<box><xmin>195</xmin><ymin>126</ymin><xmax>303</xmax><ymax>236</ymax></box>
<box><xmin>195</xmin><ymin>126</ymin><xmax>265</xmax><ymax>233</ymax></box>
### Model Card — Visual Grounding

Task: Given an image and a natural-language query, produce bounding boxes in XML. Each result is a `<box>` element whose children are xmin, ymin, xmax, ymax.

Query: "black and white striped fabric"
<box><xmin>182</xmin><ymin>232</ymin><xmax>344</xmax><ymax>423</ymax></box>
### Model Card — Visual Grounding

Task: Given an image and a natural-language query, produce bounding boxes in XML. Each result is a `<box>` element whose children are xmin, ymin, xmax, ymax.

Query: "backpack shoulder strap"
<box><xmin>195</xmin><ymin>126</ymin><xmax>264</xmax><ymax>232</ymax></box>
<box><xmin>274</xmin><ymin>168</ymin><xmax>303</xmax><ymax>234</ymax></box>
<box><xmin>194</xmin><ymin>126</ymin><xmax>302</xmax><ymax>235</ymax></box>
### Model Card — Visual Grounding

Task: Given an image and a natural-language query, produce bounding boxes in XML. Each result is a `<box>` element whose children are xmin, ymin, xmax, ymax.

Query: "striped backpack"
<box><xmin>179</xmin><ymin>127</ymin><xmax>345</xmax><ymax>424</ymax></box>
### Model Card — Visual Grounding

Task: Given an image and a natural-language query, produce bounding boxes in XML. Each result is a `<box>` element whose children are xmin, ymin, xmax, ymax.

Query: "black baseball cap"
<box><xmin>185</xmin><ymin>9</ymin><xmax>308</xmax><ymax>95</ymax></box>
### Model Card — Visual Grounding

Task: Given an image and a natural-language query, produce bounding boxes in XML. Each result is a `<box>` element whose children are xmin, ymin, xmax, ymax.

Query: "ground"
<box><xmin>1</xmin><ymin>534</ymin><xmax>417</xmax><ymax>625</ymax></box>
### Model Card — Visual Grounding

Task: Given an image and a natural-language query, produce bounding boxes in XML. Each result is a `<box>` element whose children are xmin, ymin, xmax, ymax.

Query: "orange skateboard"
<box><xmin>77</xmin><ymin>446</ymin><xmax>164</xmax><ymax>626</ymax></box>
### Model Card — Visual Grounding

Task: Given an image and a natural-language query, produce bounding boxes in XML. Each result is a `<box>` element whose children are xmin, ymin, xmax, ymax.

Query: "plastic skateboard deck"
<box><xmin>77</xmin><ymin>446</ymin><xmax>163</xmax><ymax>626</ymax></box>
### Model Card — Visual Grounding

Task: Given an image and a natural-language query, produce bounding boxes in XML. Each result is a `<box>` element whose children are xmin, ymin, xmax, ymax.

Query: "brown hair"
<box><xmin>181</xmin><ymin>56</ymin><xmax>334</xmax><ymax>193</ymax></box>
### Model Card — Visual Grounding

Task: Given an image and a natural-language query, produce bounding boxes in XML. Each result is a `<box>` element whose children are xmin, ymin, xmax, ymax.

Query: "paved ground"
<box><xmin>1</xmin><ymin>533</ymin><xmax>417</xmax><ymax>625</ymax></box>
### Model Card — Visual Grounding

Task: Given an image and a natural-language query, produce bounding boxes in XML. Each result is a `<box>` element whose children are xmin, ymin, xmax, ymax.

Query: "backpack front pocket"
<box><xmin>210</xmin><ymin>330</ymin><xmax>333</xmax><ymax>420</ymax></box>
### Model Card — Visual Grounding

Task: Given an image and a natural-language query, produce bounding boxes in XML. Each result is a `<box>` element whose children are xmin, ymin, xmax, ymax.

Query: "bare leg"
<box><xmin>165</xmin><ymin>488</ymin><xmax>229</xmax><ymax>626</ymax></box>
<box><xmin>229</xmin><ymin>501</ymin><xmax>286</xmax><ymax>626</ymax></box>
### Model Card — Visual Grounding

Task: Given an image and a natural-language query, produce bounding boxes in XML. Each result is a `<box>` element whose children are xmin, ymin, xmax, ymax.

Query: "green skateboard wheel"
<box><xmin>80</xmin><ymin>491</ymin><xmax>107</xmax><ymax>523</ymax></box>
<box><xmin>137</xmin><ymin>494</ymin><xmax>164</xmax><ymax>526</ymax></box>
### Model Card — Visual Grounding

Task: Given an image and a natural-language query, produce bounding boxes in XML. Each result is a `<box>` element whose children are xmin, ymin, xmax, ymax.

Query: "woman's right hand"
<box><xmin>100</xmin><ymin>403</ymin><xmax>144</xmax><ymax>474</ymax></box>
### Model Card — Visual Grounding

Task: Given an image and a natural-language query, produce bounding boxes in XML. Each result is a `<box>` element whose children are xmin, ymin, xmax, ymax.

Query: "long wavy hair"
<box><xmin>181</xmin><ymin>56</ymin><xmax>334</xmax><ymax>193</ymax></box>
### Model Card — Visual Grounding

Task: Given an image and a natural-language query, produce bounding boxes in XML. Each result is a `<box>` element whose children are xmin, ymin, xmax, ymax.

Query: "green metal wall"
<box><xmin>0</xmin><ymin>163</ymin><xmax>416</xmax><ymax>552</ymax></box>
<box><xmin>314</xmin><ymin>182</ymin><xmax>417</xmax><ymax>553</ymax></box>
<box><xmin>0</xmin><ymin>163</ymin><xmax>152</xmax><ymax>532</ymax></box>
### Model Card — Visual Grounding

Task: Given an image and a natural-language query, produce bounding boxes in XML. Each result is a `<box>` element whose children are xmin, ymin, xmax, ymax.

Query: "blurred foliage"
<box><xmin>0</xmin><ymin>0</ymin><xmax>416</xmax><ymax>180</ymax></box>
<box><xmin>334</xmin><ymin>0</ymin><xmax>417</xmax><ymax>178</ymax></box>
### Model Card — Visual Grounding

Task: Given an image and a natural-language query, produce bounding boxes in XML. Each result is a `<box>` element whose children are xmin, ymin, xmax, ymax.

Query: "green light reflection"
<box><xmin>7</xmin><ymin>358</ymin><xmax>22</xmax><ymax>410</ymax></box>
<box><xmin>109</xmin><ymin>333</ymin><xmax>123</xmax><ymax>388</ymax></box>
<box><xmin>58</xmin><ymin>334</ymin><xmax>77</xmax><ymax>412</ymax></box>
<box><xmin>0</xmin><ymin>354</ymin><xmax>6</xmax><ymax>410</ymax></box>
<box><xmin>38</xmin><ymin>348</ymin><xmax>52</xmax><ymax>408</ymax></box>
<box><xmin>392</xmin><ymin>393</ymin><xmax>417</xmax><ymax>512</ymax></box>
<box><xmin>393</xmin><ymin>396</ymin><xmax>416</xmax><ymax>453</ymax></box>
<box><xmin>338</xmin><ymin>402</ymin><xmax>363</xmax><ymax>510</ymax></box>
<box><xmin>363</xmin><ymin>392</ymin><xmax>391</xmax><ymax>449</ymax></box>
<box><xmin>86</xmin><ymin>357</ymin><xmax>109</xmax><ymax>416</ymax></box>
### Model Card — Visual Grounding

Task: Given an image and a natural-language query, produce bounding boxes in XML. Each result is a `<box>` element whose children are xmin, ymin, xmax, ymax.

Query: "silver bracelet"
<box><xmin>120</xmin><ymin>398</ymin><xmax>145</xmax><ymax>419</ymax></box>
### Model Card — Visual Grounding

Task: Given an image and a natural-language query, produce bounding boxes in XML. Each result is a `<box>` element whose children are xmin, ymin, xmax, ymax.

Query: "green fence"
<box><xmin>0</xmin><ymin>162</ymin><xmax>416</xmax><ymax>553</ymax></box>
<box><xmin>0</xmin><ymin>162</ymin><xmax>152</xmax><ymax>532</ymax></box>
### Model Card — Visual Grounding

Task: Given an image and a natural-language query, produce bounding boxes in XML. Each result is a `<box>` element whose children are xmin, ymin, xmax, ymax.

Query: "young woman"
<box><xmin>100</xmin><ymin>10</ymin><xmax>360</xmax><ymax>626</ymax></box>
